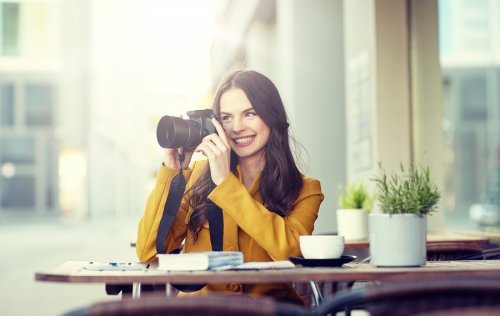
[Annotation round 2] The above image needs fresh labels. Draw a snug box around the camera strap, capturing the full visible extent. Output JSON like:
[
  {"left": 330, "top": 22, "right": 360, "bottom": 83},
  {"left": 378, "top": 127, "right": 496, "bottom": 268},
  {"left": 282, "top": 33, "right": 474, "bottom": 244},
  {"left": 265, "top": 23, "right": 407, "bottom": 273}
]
[
  {"left": 156, "top": 152, "right": 224, "bottom": 254},
  {"left": 206, "top": 181, "right": 223, "bottom": 251},
  {"left": 155, "top": 153, "right": 224, "bottom": 292},
  {"left": 155, "top": 153, "right": 187, "bottom": 254}
]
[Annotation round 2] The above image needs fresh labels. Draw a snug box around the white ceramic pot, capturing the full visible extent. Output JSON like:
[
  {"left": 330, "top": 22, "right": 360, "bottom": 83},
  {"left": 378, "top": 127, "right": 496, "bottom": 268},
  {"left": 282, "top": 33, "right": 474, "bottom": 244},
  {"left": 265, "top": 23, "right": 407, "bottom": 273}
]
[
  {"left": 369, "top": 213, "right": 427, "bottom": 267},
  {"left": 337, "top": 209, "right": 369, "bottom": 241}
]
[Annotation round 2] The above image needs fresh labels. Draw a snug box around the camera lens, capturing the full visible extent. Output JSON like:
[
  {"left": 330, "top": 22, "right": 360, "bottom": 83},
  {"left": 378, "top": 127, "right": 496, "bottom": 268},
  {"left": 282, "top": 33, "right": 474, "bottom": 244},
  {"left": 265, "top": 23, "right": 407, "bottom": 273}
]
[{"left": 156, "top": 115, "right": 203, "bottom": 149}]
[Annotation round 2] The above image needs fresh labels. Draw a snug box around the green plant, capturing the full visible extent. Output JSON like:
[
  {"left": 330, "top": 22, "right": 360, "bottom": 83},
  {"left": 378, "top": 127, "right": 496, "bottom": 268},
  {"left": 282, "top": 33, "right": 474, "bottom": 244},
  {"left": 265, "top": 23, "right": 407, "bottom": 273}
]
[
  {"left": 338, "top": 183, "right": 373, "bottom": 210},
  {"left": 371, "top": 162, "right": 441, "bottom": 216}
]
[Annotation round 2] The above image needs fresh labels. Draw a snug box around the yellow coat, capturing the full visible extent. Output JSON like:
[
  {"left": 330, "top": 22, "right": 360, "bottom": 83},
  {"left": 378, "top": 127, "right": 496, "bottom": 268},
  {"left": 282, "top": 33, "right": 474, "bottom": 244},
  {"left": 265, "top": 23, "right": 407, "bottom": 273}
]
[{"left": 136, "top": 160, "right": 324, "bottom": 303}]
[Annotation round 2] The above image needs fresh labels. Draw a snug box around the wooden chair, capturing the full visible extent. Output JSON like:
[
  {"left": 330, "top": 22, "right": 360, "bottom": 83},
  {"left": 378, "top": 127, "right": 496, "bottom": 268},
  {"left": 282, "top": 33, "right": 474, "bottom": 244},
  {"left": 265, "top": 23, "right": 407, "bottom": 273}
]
[
  {"left": 414, "top": 306, "right": 500, "bottom": 316},
  {"left": 426, "top": 240, "right": 486, "bottom": 261},
  {"left": 64, "top": 273, "right": 500, "bottom": 316},
  {"left": 311, "top": 276, "right": 500, "bottom": 316},
  {"left": 455, "top": 246, "right": 500, "bottom": 260},
  {"left": 63, "top": 294, "right": 310, "bottom": 316}
]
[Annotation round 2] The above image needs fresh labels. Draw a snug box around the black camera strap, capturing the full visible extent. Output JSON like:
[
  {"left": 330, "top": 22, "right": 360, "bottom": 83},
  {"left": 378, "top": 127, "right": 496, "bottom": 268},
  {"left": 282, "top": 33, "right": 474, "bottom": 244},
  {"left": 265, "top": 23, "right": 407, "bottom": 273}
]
[
  {"left": 156, "top": 152, "right": 224, "bottom": 254},
  {"left": 155, "top": 154, "right": 224, "bottom": 292},
  {"left": 206, "top": 181, "right": 224, "bottom": 251},
  {"left": 156, "top": 153, "right": 186, "bottom": 254}
]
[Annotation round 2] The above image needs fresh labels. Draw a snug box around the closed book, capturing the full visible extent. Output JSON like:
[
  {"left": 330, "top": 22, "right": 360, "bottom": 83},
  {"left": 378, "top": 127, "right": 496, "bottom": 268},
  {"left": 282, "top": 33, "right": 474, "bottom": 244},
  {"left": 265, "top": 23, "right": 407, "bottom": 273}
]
[{"left": 157, "top": 251, "right": 244, "bottom": 271}]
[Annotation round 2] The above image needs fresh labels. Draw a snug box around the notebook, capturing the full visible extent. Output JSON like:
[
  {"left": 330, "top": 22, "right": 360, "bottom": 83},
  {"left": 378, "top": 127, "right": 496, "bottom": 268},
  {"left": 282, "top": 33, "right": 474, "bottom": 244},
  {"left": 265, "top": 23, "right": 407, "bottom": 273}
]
[{"left": 156, "top": 251, "right": 244, "bottom": 271}]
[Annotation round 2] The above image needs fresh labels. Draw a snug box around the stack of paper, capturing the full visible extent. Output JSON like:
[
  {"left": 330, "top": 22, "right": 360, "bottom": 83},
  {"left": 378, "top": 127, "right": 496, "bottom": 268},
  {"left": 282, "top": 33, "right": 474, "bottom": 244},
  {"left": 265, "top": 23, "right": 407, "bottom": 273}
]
[{"left": 156, "top": 251, "right": 244, "bottom": 271}]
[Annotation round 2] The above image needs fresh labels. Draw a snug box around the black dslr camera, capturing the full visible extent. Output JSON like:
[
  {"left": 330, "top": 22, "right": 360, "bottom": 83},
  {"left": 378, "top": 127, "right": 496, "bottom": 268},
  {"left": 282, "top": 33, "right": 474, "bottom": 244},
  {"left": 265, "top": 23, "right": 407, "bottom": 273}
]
[{"left": 156, "top": 109, "right": 216, "bottom": 150}]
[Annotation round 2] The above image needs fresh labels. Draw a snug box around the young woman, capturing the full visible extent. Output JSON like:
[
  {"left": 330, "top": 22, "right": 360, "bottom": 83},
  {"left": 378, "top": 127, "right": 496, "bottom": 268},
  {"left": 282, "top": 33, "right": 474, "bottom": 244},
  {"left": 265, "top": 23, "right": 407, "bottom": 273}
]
[{"left": 136, "top": 70, "right": 324, "bottom": 304}]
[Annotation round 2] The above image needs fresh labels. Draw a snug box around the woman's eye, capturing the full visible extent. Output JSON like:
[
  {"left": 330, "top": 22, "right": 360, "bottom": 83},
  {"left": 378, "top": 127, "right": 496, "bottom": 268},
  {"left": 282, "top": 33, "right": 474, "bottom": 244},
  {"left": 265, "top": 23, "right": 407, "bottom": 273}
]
[
  {"left": 245, "top": 112, "right": 256, "bottom": 118},
  {"left": 220, "top": 115, "right": 232, "bottom": 121}
]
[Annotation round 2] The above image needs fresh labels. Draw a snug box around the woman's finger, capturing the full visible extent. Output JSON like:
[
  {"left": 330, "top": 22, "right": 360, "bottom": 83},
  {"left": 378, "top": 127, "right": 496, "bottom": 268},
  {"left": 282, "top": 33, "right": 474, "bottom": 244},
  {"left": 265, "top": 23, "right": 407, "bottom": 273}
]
[
  {"left": 195, "top": 142, "right": 218, "bottom": 158},
  {"left": 163, "top": 148, "right": 181, "bottom": 169},
  {"left": 203, "top": 134, "right": 227, "bottom": 150},
  {"left": 212, "top": 118, "right": 230, "bottom": 147}
]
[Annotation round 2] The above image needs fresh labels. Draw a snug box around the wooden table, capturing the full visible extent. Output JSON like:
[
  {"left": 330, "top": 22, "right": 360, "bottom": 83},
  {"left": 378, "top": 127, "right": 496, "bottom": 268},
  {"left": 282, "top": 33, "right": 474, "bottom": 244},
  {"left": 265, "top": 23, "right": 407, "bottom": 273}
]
[
  {"left": 35, "top": 259, "right": 500, "bottom": 304},
  {"left": 35, "top": 260, "right": 500, "bottom": 285}
]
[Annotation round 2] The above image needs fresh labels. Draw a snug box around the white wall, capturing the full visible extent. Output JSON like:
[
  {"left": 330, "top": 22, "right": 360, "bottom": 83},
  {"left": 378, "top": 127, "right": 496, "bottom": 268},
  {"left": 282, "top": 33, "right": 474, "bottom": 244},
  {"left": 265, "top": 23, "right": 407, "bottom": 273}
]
[
  {"left": 343, "top": 0, "right": 377, "bottom": 185},
  {"left": 410, "top": 0, "right": 445, "bottom": 230},
  {"left": 344, "top": 0, "right": 412, "bottom": 183},
  {"left": 344, "top": 0, "right": 444, "bottom": 231},
  {"left": 275, "top": 0, "right": 346, "bottom": 234}
]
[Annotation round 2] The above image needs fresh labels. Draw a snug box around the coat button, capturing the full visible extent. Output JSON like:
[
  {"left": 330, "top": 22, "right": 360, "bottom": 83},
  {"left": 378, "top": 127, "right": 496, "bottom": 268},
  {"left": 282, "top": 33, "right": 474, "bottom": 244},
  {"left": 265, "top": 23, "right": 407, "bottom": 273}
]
[{"left": 226, "top": 283, "right": 241, "bottom": 292}]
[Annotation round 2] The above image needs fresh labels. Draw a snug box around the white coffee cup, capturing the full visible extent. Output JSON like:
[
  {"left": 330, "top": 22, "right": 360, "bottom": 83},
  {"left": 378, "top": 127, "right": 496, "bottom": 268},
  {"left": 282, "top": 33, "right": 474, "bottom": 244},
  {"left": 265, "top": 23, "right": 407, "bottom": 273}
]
[{"left": 299, "top": 235, "right": 345, "bottom": 259}]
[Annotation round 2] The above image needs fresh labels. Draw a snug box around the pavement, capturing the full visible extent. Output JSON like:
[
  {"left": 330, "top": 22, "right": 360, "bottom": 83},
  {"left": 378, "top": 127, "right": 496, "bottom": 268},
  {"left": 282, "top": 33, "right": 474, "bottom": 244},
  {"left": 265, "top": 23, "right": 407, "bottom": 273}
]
[{"left": 0, "top": 215, "right": 140, "bottom": 316}]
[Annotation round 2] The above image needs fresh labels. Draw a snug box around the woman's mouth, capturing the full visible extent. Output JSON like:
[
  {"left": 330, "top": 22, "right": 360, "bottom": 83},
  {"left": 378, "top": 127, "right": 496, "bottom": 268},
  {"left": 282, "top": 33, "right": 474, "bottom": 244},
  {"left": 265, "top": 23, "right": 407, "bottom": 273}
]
[{"left": 233, "top": 136, "right": 256, "bottom": 147}]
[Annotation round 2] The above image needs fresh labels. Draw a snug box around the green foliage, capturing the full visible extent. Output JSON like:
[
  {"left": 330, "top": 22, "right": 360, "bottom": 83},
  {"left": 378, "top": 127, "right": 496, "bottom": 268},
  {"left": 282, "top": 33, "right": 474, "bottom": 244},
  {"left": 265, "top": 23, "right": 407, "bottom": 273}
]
[
  {"left": 338, "top": 183, "right": 373, "bottom": 211},
  {"left": 371, "top": 162, "right": 441, "bottom": 216}
]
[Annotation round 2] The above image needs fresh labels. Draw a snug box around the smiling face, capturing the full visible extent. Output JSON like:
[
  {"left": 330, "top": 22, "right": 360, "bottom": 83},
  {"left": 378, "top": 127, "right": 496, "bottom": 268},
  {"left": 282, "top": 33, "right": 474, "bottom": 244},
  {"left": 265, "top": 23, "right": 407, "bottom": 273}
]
[{"left": 219, "top": 88, "right": 271, "bottom": 163}]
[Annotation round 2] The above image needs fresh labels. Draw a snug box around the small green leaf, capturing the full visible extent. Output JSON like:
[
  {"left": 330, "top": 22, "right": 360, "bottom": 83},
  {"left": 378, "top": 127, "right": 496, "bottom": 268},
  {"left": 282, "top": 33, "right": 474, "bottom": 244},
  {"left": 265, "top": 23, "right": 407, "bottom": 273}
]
[
  {"left": 338, "top": 183, "right": 373, "bottom": 211},
  {"left": 371, "top": 162, "right": 441, "bottom": 216}
]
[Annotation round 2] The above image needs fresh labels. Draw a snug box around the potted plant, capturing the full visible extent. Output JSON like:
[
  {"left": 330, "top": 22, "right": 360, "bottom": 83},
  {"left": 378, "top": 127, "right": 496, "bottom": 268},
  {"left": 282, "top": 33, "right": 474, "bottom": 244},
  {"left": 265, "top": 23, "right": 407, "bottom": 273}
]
[
  {"left": 369, "top": 162, "right": 441, "bottom": 267},
  {"left": 337, "top": 184, "right": 373, "bottom": 241}
]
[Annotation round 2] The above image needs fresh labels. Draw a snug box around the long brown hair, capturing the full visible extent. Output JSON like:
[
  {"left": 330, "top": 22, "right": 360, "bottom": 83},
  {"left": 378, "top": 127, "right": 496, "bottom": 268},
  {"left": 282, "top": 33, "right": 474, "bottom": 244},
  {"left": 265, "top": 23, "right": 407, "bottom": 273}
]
[{"left": 187, "top": 70, "right": 303, "bottom": 240}]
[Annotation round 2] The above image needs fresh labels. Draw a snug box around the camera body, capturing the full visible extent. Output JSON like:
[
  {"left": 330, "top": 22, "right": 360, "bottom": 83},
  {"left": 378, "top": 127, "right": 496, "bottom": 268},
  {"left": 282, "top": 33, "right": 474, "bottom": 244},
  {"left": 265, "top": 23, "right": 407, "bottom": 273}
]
[{"left": 156, "top": 109, "right": 216, "bottom": 150}]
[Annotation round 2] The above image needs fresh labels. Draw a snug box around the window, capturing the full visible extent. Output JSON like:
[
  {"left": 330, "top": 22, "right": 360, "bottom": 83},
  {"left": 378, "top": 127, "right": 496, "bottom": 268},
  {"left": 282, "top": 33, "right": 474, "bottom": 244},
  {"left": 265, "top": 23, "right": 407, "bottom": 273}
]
[
  {"left": 0, "top": 83, "right": 14, "bottom": 126},
  {"left": 1, "top": 2, "right": 20, "bottom": 56},
  {"left": 460, "top": 74, "right": 487, "bottom": 121},
  {"left": 25, "top": 83, "right": 53, "bottom": 126},
  {"left": 439, "top": 0, "right": 500, "bottom": 229},
  {"left": 0, "top": 135, "right": 35, "bottom": 164},
  {"left": 1, "top": 176, "right": 35, "bottom": 208}
]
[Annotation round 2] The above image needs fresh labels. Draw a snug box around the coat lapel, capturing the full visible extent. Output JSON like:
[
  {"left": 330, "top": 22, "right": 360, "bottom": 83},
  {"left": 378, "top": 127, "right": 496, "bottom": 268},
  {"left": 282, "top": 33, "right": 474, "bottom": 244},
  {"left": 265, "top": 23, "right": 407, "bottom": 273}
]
[{"left": 222, "top": 166, "right": 261, "bottom": 251}]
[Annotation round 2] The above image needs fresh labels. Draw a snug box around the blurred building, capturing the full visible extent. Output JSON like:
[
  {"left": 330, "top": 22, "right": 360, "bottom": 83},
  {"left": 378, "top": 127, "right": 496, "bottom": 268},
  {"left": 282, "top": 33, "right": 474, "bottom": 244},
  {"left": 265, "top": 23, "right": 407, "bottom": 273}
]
[
  {"left": 0, "top": 0, "right": 199, "bottom": 219},
  {"left": 0, "top": 1, "right": 61, "bottom": 216}
]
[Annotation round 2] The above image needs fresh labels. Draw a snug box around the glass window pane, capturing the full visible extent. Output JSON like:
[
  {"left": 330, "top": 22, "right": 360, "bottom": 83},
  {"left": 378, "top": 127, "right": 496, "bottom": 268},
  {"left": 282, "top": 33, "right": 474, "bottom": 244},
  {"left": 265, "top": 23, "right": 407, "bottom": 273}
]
[
  {"left": 439, "top": 0, "right": 500, "bottom": 229},
  {"left": 460, "top": 75, "right": 487, "bottom": 121},
  {"left": 0, "top": 83, "right": 14, "bottom": 126},
  {"left": 25, "top": 83, "right": 53, "bottom": 126},
  {"left": 1, "top": 3, "right": 20, "bottom": 56},
  {"left": 0, "top": 176, "right": 35, "bottom": 208},
  {"left": 0, "top": 136, "right": 35, "bottom": 164}
]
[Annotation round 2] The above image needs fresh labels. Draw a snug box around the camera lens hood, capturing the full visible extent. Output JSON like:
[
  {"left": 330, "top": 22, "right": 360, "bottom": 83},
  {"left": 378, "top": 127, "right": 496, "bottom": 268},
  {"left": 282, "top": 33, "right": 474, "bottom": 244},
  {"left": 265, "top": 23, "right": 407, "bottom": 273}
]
[{"left": 156, "top": 115, "right": 191, "bottom": 148}]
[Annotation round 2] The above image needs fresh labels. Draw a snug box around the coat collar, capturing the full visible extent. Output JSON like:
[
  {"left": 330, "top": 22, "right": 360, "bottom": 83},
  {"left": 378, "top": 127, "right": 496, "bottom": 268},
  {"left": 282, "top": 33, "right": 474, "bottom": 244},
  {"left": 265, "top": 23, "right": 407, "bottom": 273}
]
[{"left": 235, "top": 164, "right": 261, "bottom": 197}]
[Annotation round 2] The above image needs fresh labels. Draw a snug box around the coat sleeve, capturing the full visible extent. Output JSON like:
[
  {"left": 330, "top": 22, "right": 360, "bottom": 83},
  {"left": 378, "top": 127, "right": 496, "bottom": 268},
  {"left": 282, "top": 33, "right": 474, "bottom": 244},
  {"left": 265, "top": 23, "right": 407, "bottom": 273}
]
[
  {"left": 207, "top": 173, "right": 324, "bottom": 261},
  {"left": 135, "top": 163, "right": 193, "bottom": 262}
]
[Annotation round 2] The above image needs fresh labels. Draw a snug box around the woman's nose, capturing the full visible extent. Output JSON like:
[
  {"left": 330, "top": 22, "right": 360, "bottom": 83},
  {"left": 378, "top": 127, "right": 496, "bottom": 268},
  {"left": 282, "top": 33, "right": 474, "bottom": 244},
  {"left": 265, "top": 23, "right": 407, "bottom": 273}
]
[{"left": 231, "top": 118, "right": 245, "bottom": 132}]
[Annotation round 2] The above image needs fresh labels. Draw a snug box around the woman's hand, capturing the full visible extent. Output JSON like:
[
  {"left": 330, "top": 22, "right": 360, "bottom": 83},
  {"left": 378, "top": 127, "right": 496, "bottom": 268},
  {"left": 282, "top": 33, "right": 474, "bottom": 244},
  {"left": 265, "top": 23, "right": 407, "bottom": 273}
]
[
  {"left": 163, "top": 148, "right": 193, "bottom": 170},
  {"left": 195, "top": 118, "right": 231, "bottom": 185}
]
